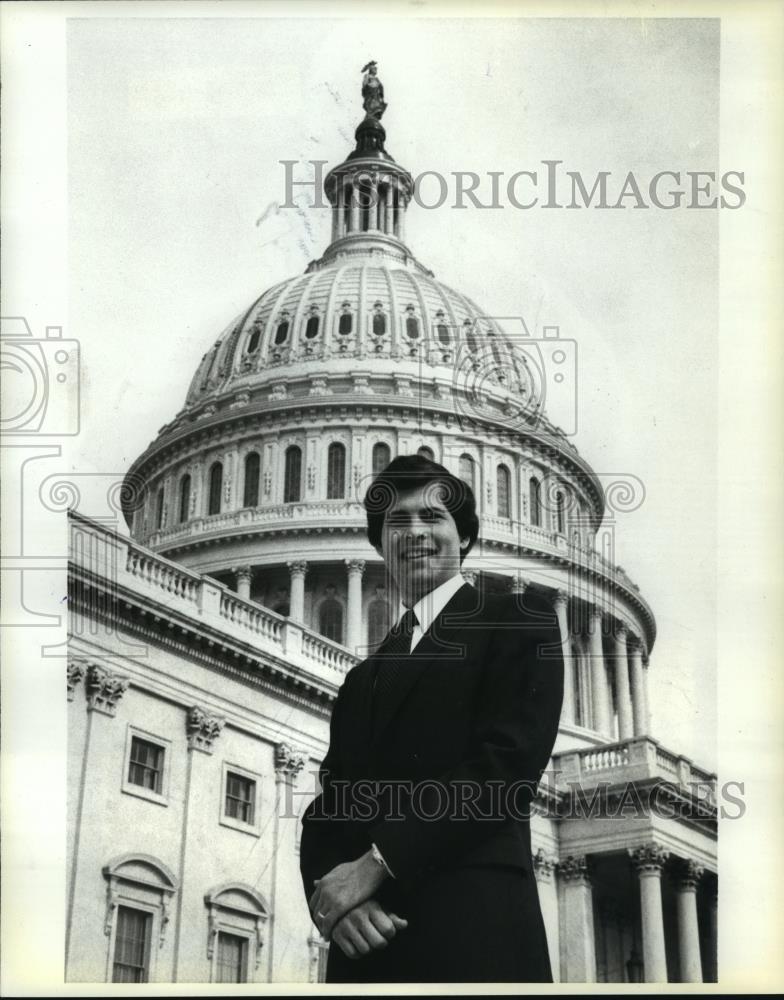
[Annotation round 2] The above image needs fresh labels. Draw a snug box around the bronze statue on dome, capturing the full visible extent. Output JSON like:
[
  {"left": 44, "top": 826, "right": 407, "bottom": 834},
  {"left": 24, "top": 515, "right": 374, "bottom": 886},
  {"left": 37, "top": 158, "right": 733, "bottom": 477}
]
[{"left": 361, "top": 61, "right": 387, "bottom": 120}]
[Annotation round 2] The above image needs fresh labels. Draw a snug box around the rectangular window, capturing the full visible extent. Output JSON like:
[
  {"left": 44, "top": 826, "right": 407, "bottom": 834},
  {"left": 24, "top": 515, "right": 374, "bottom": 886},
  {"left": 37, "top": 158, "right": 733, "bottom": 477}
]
[
  {"left": 215, "top": 931, "right": 248, "bottom": 983},
  {"left": 128, "top": 737, "right": 164, "bottom": 794},
  {"left": 225, "top": 771, "right": 256, "bottom": 825},
  {"left": 112, "top": 905, "right": 151, "bottom": 983}
]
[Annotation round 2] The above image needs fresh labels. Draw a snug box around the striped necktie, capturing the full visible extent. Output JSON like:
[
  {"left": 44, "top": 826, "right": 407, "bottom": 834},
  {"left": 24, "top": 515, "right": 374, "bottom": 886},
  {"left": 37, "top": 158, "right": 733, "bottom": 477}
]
[{"left": 372, "top": 608, "right": 418, "bottom": 707}]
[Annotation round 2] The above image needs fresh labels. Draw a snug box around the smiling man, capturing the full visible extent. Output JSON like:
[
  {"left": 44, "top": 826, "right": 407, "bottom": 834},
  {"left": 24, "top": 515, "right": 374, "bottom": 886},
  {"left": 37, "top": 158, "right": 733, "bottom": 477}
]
[{"left": 299, "top": 454, "right": 564, "bottom": 983}]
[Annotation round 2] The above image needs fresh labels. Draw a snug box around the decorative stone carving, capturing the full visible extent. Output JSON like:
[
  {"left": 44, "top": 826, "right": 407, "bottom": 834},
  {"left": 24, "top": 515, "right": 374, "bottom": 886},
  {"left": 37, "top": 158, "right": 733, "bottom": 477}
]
[
  {"left": 558, "top": 854, "right": 591, "bottom": 885},
  {"left": 461, "top": 570, "right": 478, "bottom": 587},
  {"left": 553, "top": 589, "right": 569, "bottom": 611},
  {"left": 532, "top": 848, "right": 557, "bottom": 882},
  {"left": 270, "top": 383, "right": 287, "bottom": 400},
  {"left": 628, "top": 843, "right": 670, "bottom": 873},
  {"left": 186, "top": 706, "right": 225, "bottom": 753},
  {"left": 275, "top": 742, "right": 306, "bottom": 778},
  {"left": 288, "top": 561, "right": 308, "bottom": 578},
  {"left": 507, "top": 572, "right": 530, "bottom": 594},
  {"left": 85, "top": 664, "right": 129, "bottom": 716},
  {"left": 676, "top": 858, "right": 705, "bottom": 890},
  {"left": 345, "top": 559, "right": 366, "bottom": 576},
  {"left": 67, "top": 657, "right": 87, "bottom": 701}
]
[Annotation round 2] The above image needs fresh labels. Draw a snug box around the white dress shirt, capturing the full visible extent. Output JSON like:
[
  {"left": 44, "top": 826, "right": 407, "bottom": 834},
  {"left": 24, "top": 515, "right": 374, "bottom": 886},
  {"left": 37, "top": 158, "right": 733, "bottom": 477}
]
[{"left": 396, "top": 572, "right": 467, "bottom": 653}]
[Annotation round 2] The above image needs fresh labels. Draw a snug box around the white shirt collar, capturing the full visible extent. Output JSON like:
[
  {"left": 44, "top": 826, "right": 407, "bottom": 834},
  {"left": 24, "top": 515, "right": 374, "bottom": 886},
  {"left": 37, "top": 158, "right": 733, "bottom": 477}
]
[{"left": 397, "top": 573, "right": 467, "bottom": 637}]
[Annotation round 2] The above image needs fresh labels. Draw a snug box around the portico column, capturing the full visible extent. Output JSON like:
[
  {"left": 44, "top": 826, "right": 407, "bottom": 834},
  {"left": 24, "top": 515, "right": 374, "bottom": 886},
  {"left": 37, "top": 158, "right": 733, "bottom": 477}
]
[
  {"left": 588, "top": 608, "right": 611, "bottom": 736},
  {"left": 384, "top": 184, "right": 394, "bottom": 235},
  {"left": 554, "top": 591, "right": 576, "bottom": 725},
  {"left": 629, "top": 637, "right": 649, "bottom": 735},
  {"left": 675, "top": 860, "right": 705, "bottom": 982},
  {"left": 705, "top": 885, "right": 718, "bottom": 982},
  {"left": 612, "top": 623, "right": 634, "bottom": 740},
  {"left": 629, "top": 844, "right": 670, "bottom": 983},
  {"left": 345, "top": 559, "right": 365, "bottom": 654},
  {"left": 287, "top": 561, "right": 308, "bottom": 624},
  {"left": 235, "top": 565, "right": 252, "bottom": 601},
  {"left": 559, "top": 855, "right": 596, "bottom": 982}
]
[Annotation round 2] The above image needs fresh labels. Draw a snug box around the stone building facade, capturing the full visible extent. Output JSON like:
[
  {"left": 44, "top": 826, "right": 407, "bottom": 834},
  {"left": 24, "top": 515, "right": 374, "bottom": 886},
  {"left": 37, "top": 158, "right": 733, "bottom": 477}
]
[{"left": 66, "top": 73, "right": 717, "bottom": 984}]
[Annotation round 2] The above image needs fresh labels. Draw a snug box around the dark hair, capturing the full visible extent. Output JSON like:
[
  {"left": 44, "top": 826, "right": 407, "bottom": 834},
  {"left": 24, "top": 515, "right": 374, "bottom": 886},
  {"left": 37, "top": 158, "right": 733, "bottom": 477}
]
[{"left": 363, "top": 454, "right": 479, "bottom": 562}]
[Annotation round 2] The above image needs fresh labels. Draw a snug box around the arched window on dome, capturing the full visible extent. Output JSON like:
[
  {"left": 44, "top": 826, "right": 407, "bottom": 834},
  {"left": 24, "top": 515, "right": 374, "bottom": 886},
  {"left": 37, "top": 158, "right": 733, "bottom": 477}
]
[
  {"left": 459, "top": 454, "right": 476, "bottom": 494},
  {"left": 327, "top": 443, "right": 346, "bottom": 500},
  {"left": 178, "top": 474, "right": 191, "bottom": 524},
  {"left": 372, "top": 442, "right": 391, "bottom": 475},
  {"left": 372, "top": 310, "right": 387, "bottom": 337},
  {"left": 555, "top": 489, "right": 566, "bottom": 535},
  {"left": 435, "top": 310, "right": 450, "bottom": 346},
  {"left": 496, "top": 464, "right": 511, "bottom": 519},
  {"left": 305, "top": 314, "right": 320, "bottom": 339},
  {"left": 405, "top": 307, "right": 420, "bottom": 339},
  {"left": 155, "top": 487, "right": 165, "bottom": 531},
  {"left": 274, "top": 318, "right": 289, "bottom": 345},
  {"left": 338, "top": 309, "right": 353, "bottom": 336},
  {"left": 284, "top": 446, "right": 302, "bottom": 503},
  {"left": 368, "top": 598, "right": 391, "bottom": 649},
  {"left": 319, "top": 598, "right": 344, "bottom": 645},
  {"left": 417, "top": 446, "right": 434, "bottom": 462},
  {"left": 463, "top": 318, "right": 478, "bottom": 353},
  {"left": 208, "top": 462, "right": 223, "bottom": 516},
  {"left": 246, "top": 328, "right": 261, "bottom": 354},
  {"left": 529, "top": 476, "right": 542, "bottom": 528},
  {"left": 243, "top": 452, "right": 260, "bottom": 508}
]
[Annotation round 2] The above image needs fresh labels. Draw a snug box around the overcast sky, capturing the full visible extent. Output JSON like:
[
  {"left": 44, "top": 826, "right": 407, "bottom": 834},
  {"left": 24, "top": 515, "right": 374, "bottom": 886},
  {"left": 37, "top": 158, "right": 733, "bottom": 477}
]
[{"left": 66, "top": 16, "right": 719, "bottom": 769}]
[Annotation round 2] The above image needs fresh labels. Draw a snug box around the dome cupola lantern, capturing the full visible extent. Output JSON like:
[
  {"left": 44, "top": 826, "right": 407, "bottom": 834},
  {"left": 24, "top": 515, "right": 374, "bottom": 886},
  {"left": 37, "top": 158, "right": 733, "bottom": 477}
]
[{"left": 320, "top": 62, "right": 415, "bottom": 268}]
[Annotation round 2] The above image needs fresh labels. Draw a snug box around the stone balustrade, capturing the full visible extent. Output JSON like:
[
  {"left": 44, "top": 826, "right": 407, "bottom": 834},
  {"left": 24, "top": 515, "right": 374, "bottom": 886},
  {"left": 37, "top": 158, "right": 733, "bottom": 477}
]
[
  {"left": 554, "top": 737, "right": 717, "bottom": 804},
  {"left": 69, "top": 511, "right": 360, "bottom": 687}
]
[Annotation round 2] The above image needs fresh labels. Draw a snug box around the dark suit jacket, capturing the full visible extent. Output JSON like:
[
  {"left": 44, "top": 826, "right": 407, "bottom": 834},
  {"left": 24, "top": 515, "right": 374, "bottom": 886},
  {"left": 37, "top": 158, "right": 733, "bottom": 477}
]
[{"left": 299, "top": 582, "right": 564, "bottom": 983}]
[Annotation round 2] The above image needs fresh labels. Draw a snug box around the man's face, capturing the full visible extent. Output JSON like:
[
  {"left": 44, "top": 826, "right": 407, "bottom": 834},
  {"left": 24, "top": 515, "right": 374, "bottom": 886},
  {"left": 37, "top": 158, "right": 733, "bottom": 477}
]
[{"left": 376, "top": 482, "right": 470, "bottom": 607}]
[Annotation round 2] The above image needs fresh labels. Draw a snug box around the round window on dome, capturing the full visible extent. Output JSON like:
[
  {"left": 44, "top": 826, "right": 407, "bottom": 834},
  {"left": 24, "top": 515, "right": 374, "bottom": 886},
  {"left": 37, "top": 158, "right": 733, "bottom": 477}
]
[
  {"left": 305, "top": 315, "right": 320, "bottom": 339},
  {"left": 274, "top": 320, "right": 290, "bottom": 345},
  {"left": 246, "top": 328, "right": 261, "bottom": 354},
  {"left": 339, "top": 312, "right": 353, "bottom": 336}
]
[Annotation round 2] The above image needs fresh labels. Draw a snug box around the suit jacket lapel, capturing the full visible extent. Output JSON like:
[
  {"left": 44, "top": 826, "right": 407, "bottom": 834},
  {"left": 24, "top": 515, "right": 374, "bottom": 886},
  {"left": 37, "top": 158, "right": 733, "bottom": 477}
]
[{"left": 371, "top": 583, "right": 479, "bottom": 745}]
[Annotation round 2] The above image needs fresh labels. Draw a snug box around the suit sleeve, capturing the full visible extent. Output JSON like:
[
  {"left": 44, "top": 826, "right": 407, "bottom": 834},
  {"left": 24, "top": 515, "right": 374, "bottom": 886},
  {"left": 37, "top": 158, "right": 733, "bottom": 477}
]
[
  {"left": 370, "top": 590, "right": 564, "bottom": 880},
  {"left": 299, "top": 672, "right": 353, "bottom": 899}
]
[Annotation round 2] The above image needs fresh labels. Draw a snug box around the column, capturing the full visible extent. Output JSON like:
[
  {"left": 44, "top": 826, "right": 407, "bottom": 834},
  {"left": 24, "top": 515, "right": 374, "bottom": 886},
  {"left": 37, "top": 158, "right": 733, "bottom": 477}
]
[
  {"left": 629, "top": 637, "right": 649, "bottom": 735},
  {"left": 533, "top": 850, "right": 560, "bottom": 982},
  {"left": 269, "top": 743, "right": 306, "bottom": 980},
  {"left": 629, "top": 845, "right": 670, "bottom": 982},
  {"left": 554, "top": 591, "right": 575, "bottom": 725},
  {"left": 559, "top": 855, "right": 597, "bottom": 982},
  {"left": 675, "top": 860, "right": 704, "bottom": 982},
  {"left": 235, "top": 565, "right": 252, "bottom": 601},
  {"left": 705, "top": 883, "right": 717, "bottom": 982},
  {"left": 368, "top": 178, "right": 379, "bottom": 231},
  {"left": 287, "top": 561, "right": 307, "bottom": 623},
  {"left": 384, "top": 184, "right": 394, "bottom": 235},
  {"left": 349, "top": 182, "right": 360, "bottom": 234},
  {"left": 345, "top": 559, "right": 365, "bottom": 654},
  {"left": 461, "top": 569, "right": 478, "bottom": 588},
  {"left": 612, "top": 623, "right": 634, "bottom": 740},
  {"left": 396, "top": 185, "right": 405, "bottom": 242},
  {"left": 588, "top": 608, "right": 611, "bottom": 736}
]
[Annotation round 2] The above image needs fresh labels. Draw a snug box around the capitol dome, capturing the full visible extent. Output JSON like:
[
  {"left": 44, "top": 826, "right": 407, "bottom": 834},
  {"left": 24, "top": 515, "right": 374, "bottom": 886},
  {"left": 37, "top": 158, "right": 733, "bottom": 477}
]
[{"left": 124, "top": 85, "right": 655, "bottom": 745}]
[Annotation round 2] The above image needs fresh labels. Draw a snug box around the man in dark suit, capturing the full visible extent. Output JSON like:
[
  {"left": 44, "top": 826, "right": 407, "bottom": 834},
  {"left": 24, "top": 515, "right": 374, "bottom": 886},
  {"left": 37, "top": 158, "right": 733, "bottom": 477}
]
[{"left": 300, "top": 454, "right": 564, "bottom": 983}]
